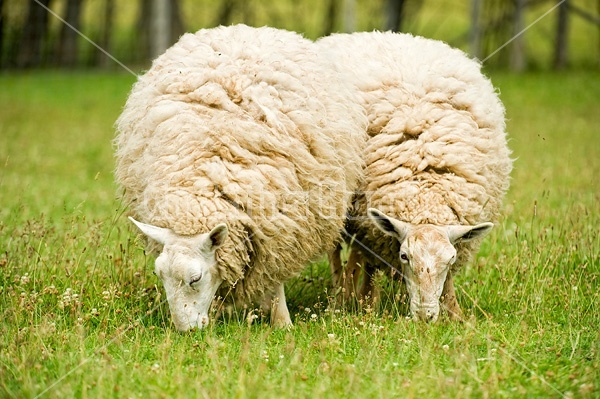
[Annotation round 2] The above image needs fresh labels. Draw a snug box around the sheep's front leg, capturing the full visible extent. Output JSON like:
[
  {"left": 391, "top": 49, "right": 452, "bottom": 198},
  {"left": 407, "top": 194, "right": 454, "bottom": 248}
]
[
  {"left": 359, "top": 262, "right": 376, "bottom": 300},
  {"left": 328, "top": 243, "right": 343, "bottom": 292},
  {"left": 270, "top": 283, "right": 292, "bottom": 328},
  {"left": 441, "top": 271, "right": 464, "bottom": 321},
  {"left": 344, "top": 245, "right": 363, "bottom": 300}
]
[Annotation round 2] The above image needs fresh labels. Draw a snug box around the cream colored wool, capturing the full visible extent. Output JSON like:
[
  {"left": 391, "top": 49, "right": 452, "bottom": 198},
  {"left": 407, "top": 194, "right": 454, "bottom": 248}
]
[
  {"left": 115, "top": 25, "right": 367, "bottom": 303},
  {"left": 317, "top": 31, "right": 512, "bottom": 279}
]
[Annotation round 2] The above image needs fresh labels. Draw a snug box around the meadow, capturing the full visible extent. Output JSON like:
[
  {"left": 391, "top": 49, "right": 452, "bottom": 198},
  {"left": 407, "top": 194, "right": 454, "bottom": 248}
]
[{"left": 0, "top": 68, "right": 598, "bottom": 398}]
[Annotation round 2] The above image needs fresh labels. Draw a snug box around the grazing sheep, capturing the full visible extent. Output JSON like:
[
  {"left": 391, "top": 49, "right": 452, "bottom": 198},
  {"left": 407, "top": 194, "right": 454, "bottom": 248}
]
[
  {"left": 115, "top": 24, "right": 366, "bottom": 331},
  {"left": 318, "top": 31, "right": 512, "bottom": 322}
]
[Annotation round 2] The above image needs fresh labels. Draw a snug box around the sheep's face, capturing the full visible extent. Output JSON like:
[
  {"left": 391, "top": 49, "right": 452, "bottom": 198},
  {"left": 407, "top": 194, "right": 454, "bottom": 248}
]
[
  {"left": 129, "top": 217, "right": 227, "bottom": 332},
  {"left": 367, "top": 208, "right": 493, "bottom": 323}
]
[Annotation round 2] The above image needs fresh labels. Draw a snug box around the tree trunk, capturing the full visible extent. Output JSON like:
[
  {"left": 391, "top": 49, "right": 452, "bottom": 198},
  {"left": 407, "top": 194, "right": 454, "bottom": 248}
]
[
  {"left": 136, "top": 0, "right": 151, "bottom": 63},
  {"left": 171, "top": 0, "right": 184, "bottom": 42},
  {"left": 16, "top": 0, "right": 52, "bottom": 68},
  {"left": 0, "top": 0, "right": 4, "bottom": 67},
  {"left": 98, "top": 0, "right": 114, "bottom": 68},
  {"left": 343, "top": 0, "right": 355, "bottom": 33},
  {"left": 56, "top": 0, "right": 83, "bottom": 67},
  {"left": 216, "top": 0, "right": 237, "bottom": 26},
  {"left": 553, "top": 0, "right": 569, "bottom": 70},
  {"left": 510, "top": 0, "right": 525, "bottom": 72},
  {"left": 322, "top": 0, "right": 339, "bottom": 36},
  {"left": 385, "top": 0, "right": 405, "bottom": 32},
  {"left": 150, "top": 0, "right": 170, "bottom": 60},
  {"left": 469, "top": 0, "right": 482, "bottom": 58}
]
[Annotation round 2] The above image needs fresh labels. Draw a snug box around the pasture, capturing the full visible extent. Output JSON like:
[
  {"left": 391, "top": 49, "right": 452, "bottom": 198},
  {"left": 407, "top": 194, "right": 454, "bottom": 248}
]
[{"left": 0, "top": 70, "right": 598, "bottom": 398}]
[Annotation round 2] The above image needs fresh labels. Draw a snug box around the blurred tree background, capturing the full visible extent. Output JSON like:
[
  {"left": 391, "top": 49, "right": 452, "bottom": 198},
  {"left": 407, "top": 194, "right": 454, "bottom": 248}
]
[{"left": 1, "top": 0, "right": 599, "bottom": 71}]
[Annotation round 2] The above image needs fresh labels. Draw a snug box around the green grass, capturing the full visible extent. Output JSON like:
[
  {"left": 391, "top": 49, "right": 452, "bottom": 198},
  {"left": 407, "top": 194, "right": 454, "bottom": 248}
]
[{"left": 0, "top": 70, "right": 599, "bottom": 398}]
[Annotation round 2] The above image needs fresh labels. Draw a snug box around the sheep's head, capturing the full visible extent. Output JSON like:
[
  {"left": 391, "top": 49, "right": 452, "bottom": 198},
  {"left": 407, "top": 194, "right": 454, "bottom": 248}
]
[
  {"left": 367, "top": 208, "right": 493, "bottom": 323},
  {"left": 129, "top": 217, "right": 228, "bottom": 332}
]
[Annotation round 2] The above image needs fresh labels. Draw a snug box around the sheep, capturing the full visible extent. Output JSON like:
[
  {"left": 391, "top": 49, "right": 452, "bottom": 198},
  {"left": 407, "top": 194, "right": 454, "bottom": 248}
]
[
  {"left": 318, "top": 31, "right": 512, "bottom": 322},
  {"left": 115, "top": 24, "right": 367, "bottom": 331}
]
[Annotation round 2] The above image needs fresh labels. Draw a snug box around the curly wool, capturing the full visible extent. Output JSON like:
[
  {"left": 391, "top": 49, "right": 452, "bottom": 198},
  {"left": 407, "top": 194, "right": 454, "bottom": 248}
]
[
  {"left": 317, "top": 31, "right": 512, "bottom": 270},
  {"left": 115, "top": 25, "right": 367, "bottom": 302}
]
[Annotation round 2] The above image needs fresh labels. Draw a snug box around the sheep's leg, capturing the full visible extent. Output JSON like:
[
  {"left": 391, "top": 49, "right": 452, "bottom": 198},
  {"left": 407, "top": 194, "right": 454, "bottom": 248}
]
[
  {"left": 270, "top": 283, "right": 292, "bottom": 328},
  {"left": 344, "top": 245, "right": 363, "bottom": 301},
  {"left": 441, "top": 271, "right": 464, "bottom": 321},
  {"left": 328, "top": 242, "right": 343, "bottom": 292},
  {"left": 359, "top": 262, "right": 376, "bottom": 300}
]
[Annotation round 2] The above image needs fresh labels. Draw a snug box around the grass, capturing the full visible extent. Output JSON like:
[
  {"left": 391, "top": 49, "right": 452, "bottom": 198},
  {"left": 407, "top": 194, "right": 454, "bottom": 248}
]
[{"left": 0, "top": 69, "right": 599, "bottom": 398}]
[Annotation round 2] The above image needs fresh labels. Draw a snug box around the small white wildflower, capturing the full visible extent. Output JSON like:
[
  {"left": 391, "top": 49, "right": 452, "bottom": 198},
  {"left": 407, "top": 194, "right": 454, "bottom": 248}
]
[
  {"left": 311, "top": 314, "right": 318, "bottom": 320},
  {"left": 20, "top": 274, "right": 30, "bottom": 285},
  {"left": 327, "top": 333, "right": 335, "bottom": 339},
  {"left": 442, "top": 344, "right": 449, "bottom": 351},
  {"left": 279, "top": 355, "right": 284, "bottom": 359},
  {"left": 572, "top": 286, "right": 578, "bottom": 291},
  {"left": 304, "top": 307, "right": 311, "bottom": 313}
]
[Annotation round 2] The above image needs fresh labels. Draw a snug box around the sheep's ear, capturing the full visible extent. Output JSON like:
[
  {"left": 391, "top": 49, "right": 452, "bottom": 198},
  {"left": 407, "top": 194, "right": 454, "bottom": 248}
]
[
  {"left": 206, "top": 223, "right": 228, "bottom": 250},
  {"left": 367, "top": 208, "right": 409, "bottom": 243},
  {"left": 129, "top": 217, "right": 173, "bottom": 245},
  {"left": 447, "top": 222, "right": 494, "bottom": 244}
]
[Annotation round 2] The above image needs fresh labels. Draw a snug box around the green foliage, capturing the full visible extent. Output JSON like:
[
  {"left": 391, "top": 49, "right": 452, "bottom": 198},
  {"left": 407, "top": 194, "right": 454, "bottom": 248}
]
[{"left": 0, "top": 71, "right": 598, "bottom": 398}]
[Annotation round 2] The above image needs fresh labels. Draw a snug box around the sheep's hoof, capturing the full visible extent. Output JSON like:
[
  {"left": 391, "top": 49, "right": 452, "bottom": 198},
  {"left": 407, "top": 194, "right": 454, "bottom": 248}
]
[
  {"left": 445, "top": 308, "right": 465, "bottom": 323},
  {"left": 272, "top": 317, "right": 293, "bottom": 330}
]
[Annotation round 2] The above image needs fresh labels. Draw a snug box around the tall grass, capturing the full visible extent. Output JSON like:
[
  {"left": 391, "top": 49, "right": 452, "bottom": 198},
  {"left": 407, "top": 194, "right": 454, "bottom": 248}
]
[{"left": 0, "top": 71, "right": 598, "bottom": 398}]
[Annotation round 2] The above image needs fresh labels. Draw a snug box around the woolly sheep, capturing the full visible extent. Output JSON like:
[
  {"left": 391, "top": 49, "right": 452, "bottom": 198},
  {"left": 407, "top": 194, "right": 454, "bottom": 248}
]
[
  {"left": 115, "top": 24, "right": 366, "bottom": 331},
  {"left": 318, "top": 31, "right": 512, "bottom": 322}
]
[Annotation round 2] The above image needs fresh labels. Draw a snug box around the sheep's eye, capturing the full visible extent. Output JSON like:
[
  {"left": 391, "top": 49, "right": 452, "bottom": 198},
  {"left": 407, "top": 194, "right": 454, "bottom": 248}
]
[
  {"left": 189, "top": 274, "right": 202, "bottom": 287},
  {"left": 400, "top": 253, "right": 409, "bottom": 262}
]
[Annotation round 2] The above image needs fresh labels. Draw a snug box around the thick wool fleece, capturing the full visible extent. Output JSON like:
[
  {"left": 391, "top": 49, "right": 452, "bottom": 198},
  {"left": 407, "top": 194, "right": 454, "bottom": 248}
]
[
  {"left": 317, "top": 31, "right": 512, "bottom": 271},
  {"left": 115, "top": 25, "right": 367, "bottom": 302}
]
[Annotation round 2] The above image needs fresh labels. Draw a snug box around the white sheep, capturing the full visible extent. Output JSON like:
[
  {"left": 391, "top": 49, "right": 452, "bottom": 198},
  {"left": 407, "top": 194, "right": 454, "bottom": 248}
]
[
  {"left": 318, "top": 31, "right": 512, "bottom": 322},
  {"left": 115, "top": 24, "right": 366, "bottom": 331}
]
